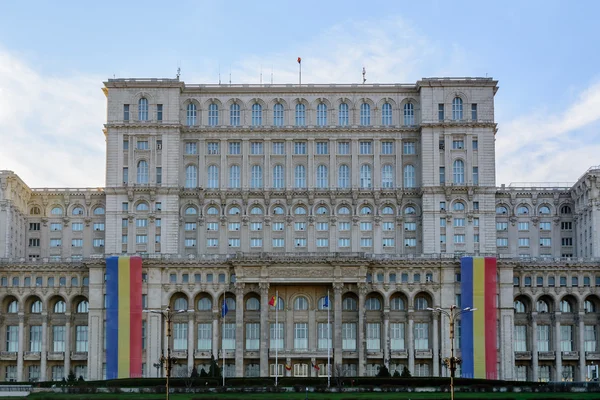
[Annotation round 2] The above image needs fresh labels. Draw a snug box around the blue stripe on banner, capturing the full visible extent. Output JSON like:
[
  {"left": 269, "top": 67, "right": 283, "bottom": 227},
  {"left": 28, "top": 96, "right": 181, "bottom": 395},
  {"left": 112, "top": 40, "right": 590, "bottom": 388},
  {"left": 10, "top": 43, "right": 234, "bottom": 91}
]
[
  {"left": 460, "top": 256, "right": 474, "bottom": 379},
  {"left": 105, "top": 256, "right": 119, "bottom": 380}
]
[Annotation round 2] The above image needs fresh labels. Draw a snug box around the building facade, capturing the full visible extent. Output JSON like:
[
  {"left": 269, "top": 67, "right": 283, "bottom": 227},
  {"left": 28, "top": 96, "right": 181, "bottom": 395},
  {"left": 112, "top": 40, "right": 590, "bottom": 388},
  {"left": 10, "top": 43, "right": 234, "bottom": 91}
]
[{"left": 0, "top": 77, "right": 599, "bottom": 383}]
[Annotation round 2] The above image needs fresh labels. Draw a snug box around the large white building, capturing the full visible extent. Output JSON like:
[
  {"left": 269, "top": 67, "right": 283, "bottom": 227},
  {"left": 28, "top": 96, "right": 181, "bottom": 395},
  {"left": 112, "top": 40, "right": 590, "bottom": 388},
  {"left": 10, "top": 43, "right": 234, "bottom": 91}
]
[{"left": 0, "top": 77, "right": 599, "bottom": 383}]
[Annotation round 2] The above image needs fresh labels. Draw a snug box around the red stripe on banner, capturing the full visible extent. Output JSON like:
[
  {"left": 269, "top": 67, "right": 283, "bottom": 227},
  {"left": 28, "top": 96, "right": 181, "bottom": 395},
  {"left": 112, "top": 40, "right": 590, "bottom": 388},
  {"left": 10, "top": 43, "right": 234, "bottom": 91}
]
[
  {"left": 129, "top": 256, "right": 143, "bottom": 377},
  {"left": 484, "top": 257, "right": 498, "bottom": 379}
]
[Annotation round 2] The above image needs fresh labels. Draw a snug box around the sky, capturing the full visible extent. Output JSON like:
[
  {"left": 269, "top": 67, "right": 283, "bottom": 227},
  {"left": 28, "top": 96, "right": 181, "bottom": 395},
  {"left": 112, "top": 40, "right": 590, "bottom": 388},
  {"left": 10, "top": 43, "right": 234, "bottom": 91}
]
[{"left": 1, "top": 0, "right": 599, "bottom": 188}]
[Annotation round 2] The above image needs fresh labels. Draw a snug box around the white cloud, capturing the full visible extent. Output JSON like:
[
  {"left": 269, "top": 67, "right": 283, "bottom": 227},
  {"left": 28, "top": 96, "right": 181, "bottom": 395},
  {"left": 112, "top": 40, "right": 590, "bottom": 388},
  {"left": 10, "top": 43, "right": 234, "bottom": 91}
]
[
  {"left": 496, "top": 80, "right": 600, "bottom": 185},
  {"left": 0, "top": 48, "right": 106, "bottom": 188}
]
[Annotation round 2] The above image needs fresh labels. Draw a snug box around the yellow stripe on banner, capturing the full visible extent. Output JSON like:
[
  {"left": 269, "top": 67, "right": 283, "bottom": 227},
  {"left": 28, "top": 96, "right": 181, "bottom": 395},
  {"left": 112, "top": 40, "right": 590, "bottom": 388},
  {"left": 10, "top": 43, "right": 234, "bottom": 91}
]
[
  {"left": 118, "top": 256, "right": 131, "bottom": 378},
  {"left": 472, "top": 257, "right": 486, "bottom": 379}
]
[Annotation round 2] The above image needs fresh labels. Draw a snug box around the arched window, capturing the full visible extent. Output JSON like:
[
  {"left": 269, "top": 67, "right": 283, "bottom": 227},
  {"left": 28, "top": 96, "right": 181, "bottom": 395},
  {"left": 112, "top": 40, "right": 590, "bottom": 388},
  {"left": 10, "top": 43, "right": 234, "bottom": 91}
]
[
  {"left": 185, "top": 206, "right": 197, "bottom": 215},
  {"left": 30, "top": 206, "right": 41, "bottom": 215},
  {"left": 294, "top": 206, "right": 307, "bottom": 215},
  {"left": 452, "top": 97, "right": 463, "bottom": 120},
  {"left": 584, "top": 300, "right": 596, "bottom": 313},
  {"left": 343, "top": 297, "right": 357, "bottom": 311},
  {"left": 294, "top": 165, "right": 306, "bottom": 188},
  {"left": 338, "top": 206, "right": 351, "bottom": 215},
  {"left": 382, "top": 102, "right": 393, "bottom": 125},
  {"left": 561, "top": 205, "right": 572, "bottom": 214},
  {"left": 208, "top": 103, "right": 219, "bottom": 126},
  {"left": 517, "top": 206, "right": 529, "bottom": 215},
  {"left": 206, "top": 206, "right": 219, "bottom": 215},
  {"left": 54, "top": 300, "right": 66, "bottom": 313},
  {"left": 405, "top": 206, "right": 416, "bottom": 215},
  {"left": 391, "top": 297, "right": 405, "bottom": 310},
  {"left": 185, "top": 165, "right": 197, "bottom": 188},
  {"left": 246, "top": 297, "right": 260, "bottom": 311},
  {"left": 560, "top": 300, "right": 572, "bottom": 313},
  {"left": 365, "top": 297, "right": 381, "bottom": 311},
  {"left": 251, "top": 165, "right": 263, "bottom": 188},
  {"left": 272, "top": 165, "right": 284, "bottom": 188},
  {"left": 7, "top": 300, "right": 18, "bottom": 313},
  {"left": 137, "top": 160, "right": 149, "bottom": 184},
  {"left": 229, "top": 165, "right": 240, "bottom": 189},
  {"left": 273, "top": 103, "right": 284, "bottom": 126},
  {"left": 361, "top": 206, "right": 372, "bottom": 215},
  {"left": 539, "top": 206, "right": 551, "bottom": 215},
  {"left": 273, "top": 206, "right": 284, "bottom": 215},
  {"left": 251, "top": 103, "right": 262, "bottom": 126},
  {"left": 381, "top": 164, "right": 394, "bottom": 188},
  {"left": 138, "top": 97, "right": 148, "bottom": 121},
  {"left": 338, "top": 102, "right": 349, "bottom": 126},
  {"left": 536, "top": 300, "right": 549, "bottom": 313},
  {"left": 453, "top": 159, "right": 465, "bottom": 184},
  {"left": 51, "top": 206, "right": 63, "bottom": 216},
  {"left": 360, "top": 164, "right": 372, "bottom": 189},
  {"left": 186, "top": 103, "right": 197, "bottom": 126},
  {"left": 173, "top": 297, "right": 188, "bottom": 310},
  {"left": 316, "top": 206, "right": 328, "bottom": 215},
  {"left": 77, "top": 300, "right": 89, "bottom": 313},
  {"left": 250, "top": 206, "right": 263, "bottom": 215},
  {"left": 224, "top": 297, "right": 236, "bottom": 311},
  {"left": 316, "top": 103, "right": 327, "bottom": 126},
  {"left": 403, "top": 165, "right": 415, "bottom": 188},
  {"left": 317, "top": 296, "right": 330, "bottom": 310},
  {"left": 403, "top": 103, "right": 414, "bottom": 125},
  {"left": 414, "top": 296, "right": 429, "bottom": 310},
  {"left": 136, "top": 202, "right": 149, "bottom": 211},
  {"left": 496, "top": 206, "right": 508, "bottom": 215},
  {"left": 198, "top": 297, "right": 212, "bottom": 311},
  {"left": 31, "top": 300, "right": 42, "bottom": 313},
  {"left": 453, "top": 202, "right": 465, "bottom": 211},
  {"left": 360, "top": 103, "right": 371, "bottom": 126},
  {"left": 316, "top": 165, "right": 328, "bottom": 188},
  {"left": 229, "top": 103, "right": 241, "bottom": 126},
  {"left": 294, "top": 296, "right": 308, "bottom": 310},
  {"left": 229, "top": 206, "right": 241, "bottom": 215},
  {"left": 382, "top": 206, "right": 394, "bottom": 215},
  {"left": 514, "top": 300, "right": 526, "bottom": 313},
  {"left": 338, "top": 164, "right": 350, "bottom": 188},
  {"left": 295, "top": 103, "right": 306, "bottom": 126},
  {"left": 72, "top": 207, "right": 84, "bottom": 216}
]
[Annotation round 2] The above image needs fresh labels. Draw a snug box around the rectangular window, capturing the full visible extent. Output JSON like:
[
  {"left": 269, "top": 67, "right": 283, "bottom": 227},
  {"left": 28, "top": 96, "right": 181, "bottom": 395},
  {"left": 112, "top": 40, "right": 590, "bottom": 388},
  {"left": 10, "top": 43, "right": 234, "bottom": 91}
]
[
  {"left": 134, "top": 236, "right": 146, "bottom": 244},
  {"left": 185, "top": 142, "right": 197, "bottom": 155},
  {"left": 50, "top": 223, "right": 62, "bottom": 231},
  {"left": 93, "top": 222, "right": 105, "bottom": 231},
  {"left": 454, "top": 218, "right": 465, "bottom": 227},
  {"left": 366, "top": 323, "right": 381, "bottom": 350},
  {"left": 439, "top": 167, "right": 445, "bottom": 184},
  {"left": 123, "top": 104, "right": 130, "bottom": 121},
  {"left": 53, "top": 326, "right": 65, "bottom": 352},
  {"left": 294, "top": 323, "right": 308, "bottom": 349},
  {"left": 390, "top": 323, "right": 405, "bottom": 350},
  {"left": 440, "top": 234, "right": 446, "bottom": 244},
  {"left": 472, "top": 139, "right": 478, "bottom": 150},
  {"left": 250, "top": 222, "right": 262, "bottom": 231},
  {"left": 360, "top": 238, "right": 373, "bottom": 247},
  {"left": 269, "top": 322, "right": 284, "bottom": 349},
  {"left": 539, "top": 222, "right": 551, "bottom": 231},
  {"left": 272, "top": 222, "right": 284, "bottom": 231},
  {"left": 29, "top": 326, "right": 42, "bottom": 352},
  {"left": 229, "top": 141, "right": 241, "bottom": 155},
  {"left": 342, "top": 323, "right": 356, "bottom": 350},
  {"left": 250, "top": 142, "right": 263, "bottom": 155},
  {"left": 316, "top": 141, "right": 329, "bottom": 154},
  {"left": 404, "top": 238, "right": 417, "bottom": 247},
  {"left": 155, "top": 167, "right": 162, "bottom": 185},
  {"left": 228, "top": 238, "right": 240, "bottom": 247},
  {"left": 383, "top": 222, "right": 394, "bottom": 231},
  {"left": 76, "top": 326, "right": 88, "bottom": 352},
  {"left": 206, "top": 141, "right": 219, "bottom": 155},
  {"left": 472, "top": 167, "right": 479, "bottom": 185},
  {"left": 471, "top": 104, "right": 478, "bottom": 120},
  {"left": 440, "top": 217, "right": 446, "bottom": 228},
  {"left": 438, "top": 104, "right": 444, "bottom": 121},
  {"left": 518, "top": 238, "right": 530, "bottom": 247},
  {"left": 359, "top": 141, "right": 372, "bottom": 154},
  {"left": 540, "top": 238, "right": 551, "bottom": 247},
  {"left": 229, "top": 222, "right": 241, "bottom": 231},
  {"left": 123, "top": 167, "right": 128, "bottom": 184},
  {"left": 560, "top": 325, "right": 573, "bottom": 352},
  {"left": 250, "top": 238, "right": 263, "bottom": 248},
  {"left": 518, "top": 222, "right": 529, "bottom": 231},
  {"left": 294, "top": 142, "right": 307, "bottom": 155},
  {"left": 562, "top": 237, "right": 573, "bottom": 246},
  {"left": 49, "top": 239, "right": 61, "bottom": 247},
  {"left": 6, "top": 326, "right": 18, "bottom": 352},
  {"left": 245, "top": 323, "right": 260, "bottom": 350},
  {"left": 404, "top": 222, "right": 416, "bottom": 231},
  {"left": 454, "top": 234, "right": 465, "bottom": 243},
  {"left": 473, "top": 217, "right": 479, "bottom": 227},
  {"left": 137, "top": 140, "right": 149, "bottom": 150},
  {"left": 381, "top": 141, "right": 394, "bottom": 154},
  {"left": 403, "top": 142, "right": 416, "bottom": 155},
  {"left": 537, "top": 325, "right": 549, "bottom": 352},
  {"left": 514, "top": 325, "right": 527, "bottom": 352},
  {"left": 71, "top": 239, "right": 83, "bottom": 248},
  {"left": 316, "top": 222, "right": 329, "bottom": 231},
  {"left": 316, "top": 238, "right": 329, "bottom": 247},
  {"left": 185, "top": 238, "right": 196, "bottom": 247},
  {"left": 186, "top": 222, "right": 198, "bottom": 231},
  {"left": 497, "top": 238, "right": 508, "bottom": 247},
  {"left": 382, "top": 238, "right": 395, "bottom": 247},
  {"left": 294, "top": 222, "right": 306, "bottom": 231},
  {"left": 338, "top": 238, "right": 350, "bottom": 247},
  {"left": 585, "top": 325, "right": 597, "bottom": 352},
  {"left": 414, "top": 323, "right": 429, "bottom": 350},
  {"left": 452, "top": 140, "right": 464, "bottom": 150},
  {"left": 294, "top": 238, "right": 307, "bottom": 247},
  {"left": 197, "top": 323, "right": 212, "bottom": 350},
  {"left": 173, "top": 323, "right": 188, "bottom": 351},
  {"left": 206, "top": 238, "right": 218, "bottom": 248},
  {"left": 317, "top": 323, "right": 332, "bottom": 350},
  {"left": 272, "top": 141, "right": 285, "bottom": 155},
  {"left": 29, "top": 222, "right": 41, "bottom": 231},
  {"left": 338, "top": 141, "right": 350, "bottom": 155},
  {"left": 561, "top": 221, "right": 572, "bottom": 230},
  {"left": 272, "top": 238, "right": 284, "bottom": 247},
  {"left": 338, "top": 222, "right": 350, "bottom": 231},
  {"left": 360, "top": 222, "right": 373, "bottom": 231}
]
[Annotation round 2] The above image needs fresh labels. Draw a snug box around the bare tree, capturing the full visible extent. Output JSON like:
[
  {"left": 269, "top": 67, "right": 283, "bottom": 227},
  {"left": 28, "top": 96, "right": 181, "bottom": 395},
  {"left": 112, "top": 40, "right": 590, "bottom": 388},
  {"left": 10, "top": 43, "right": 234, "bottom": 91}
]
[{"left": 332, "top": 363, "right": 346, "bottom": 388}]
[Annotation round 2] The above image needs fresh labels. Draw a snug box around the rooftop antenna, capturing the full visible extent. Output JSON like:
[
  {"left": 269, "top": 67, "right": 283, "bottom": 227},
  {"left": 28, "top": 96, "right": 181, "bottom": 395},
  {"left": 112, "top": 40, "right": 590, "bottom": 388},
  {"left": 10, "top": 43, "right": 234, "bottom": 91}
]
[
  {"left": 362, "top": 67, "right": 366, "bottom": 84},
  {"left": 176, "top": 66, "right": 181, "bottom": 80}
]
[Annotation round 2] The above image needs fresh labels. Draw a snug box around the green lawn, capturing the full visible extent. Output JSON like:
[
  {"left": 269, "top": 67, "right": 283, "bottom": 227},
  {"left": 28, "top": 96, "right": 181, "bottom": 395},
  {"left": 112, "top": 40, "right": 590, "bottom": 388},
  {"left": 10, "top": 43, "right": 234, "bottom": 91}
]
[{"left": 2, "top": 392, "right": 598, "bottom": 400}]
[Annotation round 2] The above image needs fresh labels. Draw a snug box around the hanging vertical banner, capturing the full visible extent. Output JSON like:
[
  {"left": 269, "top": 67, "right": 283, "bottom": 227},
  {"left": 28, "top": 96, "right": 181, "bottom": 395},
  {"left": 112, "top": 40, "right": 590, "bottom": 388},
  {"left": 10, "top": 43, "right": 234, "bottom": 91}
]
[
  {"left": 105, "top": 256, "right": 143, "bottom": 379},
  {"left": 460, "top": 256, "right": 498, "bottom": 379}
]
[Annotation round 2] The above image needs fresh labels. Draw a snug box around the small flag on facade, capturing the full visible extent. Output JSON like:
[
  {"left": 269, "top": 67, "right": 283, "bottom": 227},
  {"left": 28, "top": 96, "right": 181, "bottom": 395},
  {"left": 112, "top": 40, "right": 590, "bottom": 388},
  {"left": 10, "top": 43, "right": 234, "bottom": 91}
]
[
  {"left": 285, "top": 364, "right": 292, "bottom": 371},
  {"left": 221, "top": 300, "right": 228, "bottom": 317},
  {"left": 323, "top": 295, "right": 329, "bottom": 308},
  {"left": 297, "top": 57, "right": 302, "bottom": 64},
  {"left": 269, "top": 296, "right": 277, "bottom": 307},
  {"left": 312, "top": 362, "right": 320, "bottom": 371}
]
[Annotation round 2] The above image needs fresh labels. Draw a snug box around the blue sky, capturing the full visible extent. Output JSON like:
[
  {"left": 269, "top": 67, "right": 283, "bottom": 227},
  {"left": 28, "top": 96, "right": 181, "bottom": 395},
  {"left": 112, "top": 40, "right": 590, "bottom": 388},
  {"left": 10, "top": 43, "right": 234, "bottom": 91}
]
[{"left": 1, "top": 0, "right": 599, "bottom": 187}]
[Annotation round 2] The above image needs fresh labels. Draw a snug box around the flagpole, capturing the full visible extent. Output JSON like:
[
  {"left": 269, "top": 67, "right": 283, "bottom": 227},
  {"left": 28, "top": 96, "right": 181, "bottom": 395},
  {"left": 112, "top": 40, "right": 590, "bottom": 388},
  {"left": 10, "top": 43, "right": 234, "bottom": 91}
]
[
  {"left": 327, "top": 289, "right": 331, "bottom": 388},
  {"left": 275, "top": 290, "right": 279, "bottom": 387},
  {"left": 222, "top": 296, "right": 225, "bottom": 387},
  {"left": 298, "top": 57, "right": 302, "bottom": 85}
]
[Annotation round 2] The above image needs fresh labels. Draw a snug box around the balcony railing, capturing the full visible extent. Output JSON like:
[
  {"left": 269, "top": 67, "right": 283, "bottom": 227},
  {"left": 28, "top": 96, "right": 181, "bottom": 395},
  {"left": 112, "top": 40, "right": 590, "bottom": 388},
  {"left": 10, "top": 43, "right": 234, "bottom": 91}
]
[
  {"left": 23, "top": 352, "right": 40, "bottom": 360},
  {"left": 538, "top": 351, "right": 555, "bottom": 360},
  {"left": 390, "top": 350, "right": 409, "bottom": 359},
  {"left": 514, "top": 351, "right": 532, "bottom": 360},
  {"left": 0, "top": 352, "right": 17, "bottom": 360},
  {"left": 415, "top": 349, "right": 433, "bottom": 359},
  {"left": 585, "top": 351, "right": 600, "bottom": 360},
  {"left": 194, "top": 350, "right": 212, "bottom": 359},
  {"left": 47, "top": 352, "right": 64, "bottom": 361},
  {"left": 267, "top": 348, "right": 332, "bottom": 358},
  {"left": 562, "top": 351, "right": 579, "bottom": 360},
  {"left": 71, "top": 352, "right": 88, "bottom": 360}
]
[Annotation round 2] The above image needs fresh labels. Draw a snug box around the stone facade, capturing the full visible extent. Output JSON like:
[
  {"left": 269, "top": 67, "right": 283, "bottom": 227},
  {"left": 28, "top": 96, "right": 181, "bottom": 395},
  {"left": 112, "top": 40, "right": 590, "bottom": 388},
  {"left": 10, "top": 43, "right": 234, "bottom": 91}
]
[{"left": 0, "top": 77, "right": 599, "bottom": 383}]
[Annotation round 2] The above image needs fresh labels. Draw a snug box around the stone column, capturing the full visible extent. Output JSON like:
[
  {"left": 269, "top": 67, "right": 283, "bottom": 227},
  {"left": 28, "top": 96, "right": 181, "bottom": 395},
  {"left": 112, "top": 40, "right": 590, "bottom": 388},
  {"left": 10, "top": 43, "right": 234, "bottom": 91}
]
[
  {"left": 333, "top": 283, "right": 343, "bottom": 368},
  {"left": 408, "top": 314, "right": 415, "bottom": 374},
  {"left": 41, "top": 314, "right": 48, "bottom": 381},
  {"left": 358, "top": 284, "right": 366, "bottom": 376},
  {"left": 235, "top": 284, "right": 245, "bottom": 377},
  {"left": 432, "top": 316, "right": 439, "bottom": 377},
  {"left": 17, "top": 314, "right": 24, "bottom": 382},
  {"left": 555, "top": 317, "right": 562, "bottom": 381},
  {"left": 259, "top": 283, "right": 269, "bottom": 377},
  {"left": 211, "top": 311, "right": 219, "bottom": 363},
  {"left": 578, "top": 315, "right": 585, "bottom": 381},
  {"left": 187, "top": 315, "right": 194, "bottom": 373},
  {"left": 531, "top": 316, "right": 538, "bottom": 382},
  {"left": 64, "top": 314, "right": 71, "bottom": 379},
  {"left": 383, "top": 309, "right": 390, "bottom": 368}
]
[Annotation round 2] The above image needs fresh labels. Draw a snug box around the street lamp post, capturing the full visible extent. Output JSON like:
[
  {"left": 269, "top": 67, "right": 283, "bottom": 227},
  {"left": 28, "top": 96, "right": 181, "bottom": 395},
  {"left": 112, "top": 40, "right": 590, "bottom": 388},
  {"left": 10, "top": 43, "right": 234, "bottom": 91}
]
[
  {"left": 144, "top": 306, "right": 193, "bottom": 400},
  {"left": 427, "top": 305, "right": 477, "bottom": 400}
]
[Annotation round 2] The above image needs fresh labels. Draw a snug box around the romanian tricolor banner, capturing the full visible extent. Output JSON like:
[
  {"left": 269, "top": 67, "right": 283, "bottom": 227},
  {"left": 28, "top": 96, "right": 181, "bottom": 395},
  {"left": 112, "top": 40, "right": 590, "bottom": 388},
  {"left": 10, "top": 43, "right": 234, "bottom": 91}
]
[
  {"left": 460, "top": 256, "right": 498, "bottom": 379},
  {"left": 106, "top": 256, "right": 143, "bottom": 379}
]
